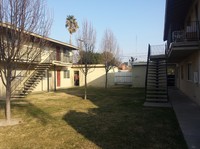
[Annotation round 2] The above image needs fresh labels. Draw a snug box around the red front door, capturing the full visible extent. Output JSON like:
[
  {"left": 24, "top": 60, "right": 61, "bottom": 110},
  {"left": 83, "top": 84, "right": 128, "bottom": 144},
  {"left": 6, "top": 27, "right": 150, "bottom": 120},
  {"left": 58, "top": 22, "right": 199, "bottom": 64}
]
[
  {"left": 56, "top": 47, "right": 61, "bottom": 61},
  {"left": 57, "top": 70, "right": 60, "bottom": 87}
]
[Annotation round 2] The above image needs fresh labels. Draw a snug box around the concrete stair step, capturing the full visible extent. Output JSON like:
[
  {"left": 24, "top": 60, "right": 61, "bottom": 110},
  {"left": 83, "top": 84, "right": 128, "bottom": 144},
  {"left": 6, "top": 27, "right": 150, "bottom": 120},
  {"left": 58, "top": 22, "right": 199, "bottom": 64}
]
[
  {"left": 147, "top": 85, "right": 167, "bottom": 88},
  {"left": 148, "top": 65, "right": 166, "bottom": 67},
  {"left": 147, "top": 76, "right": 167, "bottom": 79},
  {"left": 144, "top": 102, "right": 171, "bottom": 107},
  {"left": 148, "top": 77, "right": 167, "bottom": 80},
  {"left": 147, "top": 87, "right": 167, "bottom": 91},
  {"left": 146, "top": 94, "right": 168, "bottom": 98},
  {"left": 147, "top": 91, "right": 167, "bottom": 95},
  {"left": 147, "top": 80, "right": 167, "bottom": 82},
  {"left": 148, "top": 69, "right": 166, "bottom": 72},
  {"left": 147, "top": 83, "right": 167, "bottom": 86},
  {"left": 146, "top": 98, "right": 168, "bottom": 102}
]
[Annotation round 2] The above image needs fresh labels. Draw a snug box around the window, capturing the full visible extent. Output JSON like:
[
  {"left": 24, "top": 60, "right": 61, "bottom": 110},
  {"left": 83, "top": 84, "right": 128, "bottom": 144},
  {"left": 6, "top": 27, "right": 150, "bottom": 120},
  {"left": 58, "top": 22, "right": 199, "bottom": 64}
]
[
  {"left": 64, "top": 69, "right": 70, "bottom": 78},
  {"left": 188, "top": 63, "right": 192, "bottom": 81},
  {"left": 63, "top": 50, "right": 70, "bottom": 57},
  {"left": 63, "top": 50, "right": 72, "bottom": 63}
]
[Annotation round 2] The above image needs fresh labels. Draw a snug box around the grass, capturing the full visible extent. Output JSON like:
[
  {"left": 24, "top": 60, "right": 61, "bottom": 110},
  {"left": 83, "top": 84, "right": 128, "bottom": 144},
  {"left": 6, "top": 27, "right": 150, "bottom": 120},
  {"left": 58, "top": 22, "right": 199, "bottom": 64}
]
[{"left": 0, "top": 87, "right": 187, "bottom": 149}]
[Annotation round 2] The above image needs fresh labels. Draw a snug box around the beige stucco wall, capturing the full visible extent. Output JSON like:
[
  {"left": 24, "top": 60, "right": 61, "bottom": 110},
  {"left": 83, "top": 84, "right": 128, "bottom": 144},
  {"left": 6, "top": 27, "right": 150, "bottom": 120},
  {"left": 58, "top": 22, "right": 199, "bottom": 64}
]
[
  {"left": 132, "top": 64, "right": 146, "bottom": 88},
  {"left": 72, "top": 65, "right": 118, "bottom": 88},
  {"left": 177, "top": 51, "right": 200, "bottom": 105},
  {"left": 168, "top": 0, "right": 200, "bottom": 105},
  {"left": 25, "top": 64, "right": 118, "bottom": 93},
  {"left": 0, "top": 64, "right": 118, "bottom": 98},
  {"left": 0, "top": 66, "right": 35, "bottom": 99},
  {"left": 33, "top": 66, "right": 73, "bottom": 92},
  {"left": 0, "top": 44, "right": 74, "bottom": 98}
]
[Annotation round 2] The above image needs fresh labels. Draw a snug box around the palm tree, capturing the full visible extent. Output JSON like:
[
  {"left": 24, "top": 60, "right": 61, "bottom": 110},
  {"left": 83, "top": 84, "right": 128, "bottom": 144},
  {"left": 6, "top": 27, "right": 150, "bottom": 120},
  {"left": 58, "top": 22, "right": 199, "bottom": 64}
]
[{"left": 65, "top": 15, "right": 79, "bottom": 44}]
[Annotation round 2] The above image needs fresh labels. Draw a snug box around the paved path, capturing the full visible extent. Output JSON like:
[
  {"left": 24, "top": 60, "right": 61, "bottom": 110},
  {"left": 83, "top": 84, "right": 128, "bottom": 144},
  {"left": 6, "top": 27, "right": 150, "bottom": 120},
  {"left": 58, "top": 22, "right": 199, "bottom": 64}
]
[{"left": 169, "top": 88, "right": 200, "bottom": 149}]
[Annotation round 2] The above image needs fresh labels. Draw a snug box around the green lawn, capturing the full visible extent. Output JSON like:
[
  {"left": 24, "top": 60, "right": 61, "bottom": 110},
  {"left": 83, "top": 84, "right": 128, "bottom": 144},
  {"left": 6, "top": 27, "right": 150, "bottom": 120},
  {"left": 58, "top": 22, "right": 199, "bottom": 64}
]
[{"left": 0, "top": 87, "right": 187, "bottom": 149}]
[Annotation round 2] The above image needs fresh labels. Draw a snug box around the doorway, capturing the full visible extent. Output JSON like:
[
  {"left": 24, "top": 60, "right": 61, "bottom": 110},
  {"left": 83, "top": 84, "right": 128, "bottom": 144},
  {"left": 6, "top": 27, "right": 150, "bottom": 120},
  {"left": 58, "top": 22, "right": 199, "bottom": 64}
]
[
  {"left": 74, "top": 71, "right": 79, "bottom": 86},
  {"left": 57, "top": 70, "right": 61, "bottom": 87}
]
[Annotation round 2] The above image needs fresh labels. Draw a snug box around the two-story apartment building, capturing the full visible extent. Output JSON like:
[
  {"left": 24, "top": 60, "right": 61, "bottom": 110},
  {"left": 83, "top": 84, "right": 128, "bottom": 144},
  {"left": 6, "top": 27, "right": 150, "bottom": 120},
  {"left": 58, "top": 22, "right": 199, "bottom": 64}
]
[
  {"left": 164, "top": 0, "right": 200, "bottom": 104},
  {"left": 0, "top": 25, "right": 78, "bottom": 99}
]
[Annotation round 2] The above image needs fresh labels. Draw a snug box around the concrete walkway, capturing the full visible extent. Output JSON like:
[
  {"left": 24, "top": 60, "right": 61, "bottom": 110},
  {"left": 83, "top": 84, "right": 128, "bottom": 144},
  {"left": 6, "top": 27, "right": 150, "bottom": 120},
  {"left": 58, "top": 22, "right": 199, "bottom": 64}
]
[{"left": 169, "top": 88, "right": 200, "bottom": 149}]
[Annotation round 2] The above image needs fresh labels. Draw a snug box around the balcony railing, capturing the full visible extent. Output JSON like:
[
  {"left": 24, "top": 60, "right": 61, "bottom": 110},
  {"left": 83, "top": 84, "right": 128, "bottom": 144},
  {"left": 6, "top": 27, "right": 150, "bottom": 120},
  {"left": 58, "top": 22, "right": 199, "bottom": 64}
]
[
  {"left": 48, "top": 52, "right": 73, "bottom": 63},
  {"left": 171, "top": 21, "right": 200, "bottom": 42},
  {"left": 165, "top": 21, "right": 200, "bottom": 55},
  {"left": 150, "top": 44, "right": 166, "bottom": 56},
  {"left": 15, "top": 50, "right": 73, "bottom": 64}
]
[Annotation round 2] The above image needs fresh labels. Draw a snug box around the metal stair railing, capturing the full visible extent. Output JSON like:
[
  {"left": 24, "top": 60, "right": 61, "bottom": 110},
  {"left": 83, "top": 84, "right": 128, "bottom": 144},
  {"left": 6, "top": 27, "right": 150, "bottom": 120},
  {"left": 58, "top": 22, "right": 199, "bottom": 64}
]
[
  {"left": 145, "top": 44, "right": 151, "bottom": 100},
  {"left": 11, "top": 51, "right": 55, "bottom": 94},
  {"left": 165, "top": 47, "right": 169, "bottom": 101},
  {"left": 21, "top": 51, "right": 55, "bottom": 90},
  {"left": 150, "top": 44, "right": 165, "bottom": 56},
  {"left": 11, "top": 52, "right": 41, "bottom": 94},
  {"left": 145, "top": 44, "right": 168, "bottom": 102}
]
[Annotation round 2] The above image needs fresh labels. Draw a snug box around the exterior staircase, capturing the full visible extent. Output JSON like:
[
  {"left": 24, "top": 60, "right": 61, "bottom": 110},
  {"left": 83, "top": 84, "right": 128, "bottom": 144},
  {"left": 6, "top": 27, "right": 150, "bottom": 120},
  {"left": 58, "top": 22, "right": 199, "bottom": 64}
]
[
  {"left": 145, "top": 45, "right": 168, "bottom": 102},
  {"left": 11, "top": 52, "right": 53, "bottom": 99}
]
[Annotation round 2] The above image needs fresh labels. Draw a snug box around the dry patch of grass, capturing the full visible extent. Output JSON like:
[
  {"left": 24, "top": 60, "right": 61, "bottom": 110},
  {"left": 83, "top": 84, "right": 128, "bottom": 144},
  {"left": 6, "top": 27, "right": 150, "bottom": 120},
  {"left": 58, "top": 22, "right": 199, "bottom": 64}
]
[{"left": 0, "top": 87, "right": 187, "bottom": 149}]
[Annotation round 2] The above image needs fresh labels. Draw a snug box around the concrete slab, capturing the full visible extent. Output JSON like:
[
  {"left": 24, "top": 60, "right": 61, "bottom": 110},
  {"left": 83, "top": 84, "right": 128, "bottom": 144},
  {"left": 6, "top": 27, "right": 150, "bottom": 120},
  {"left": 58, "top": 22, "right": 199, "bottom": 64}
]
[
  {"left": 143, "top": 101, "right": 172, "bottom": 108},
  {"left": 0, "top": 118, "right": 22, "bottom": 127},
  {"left": 169, "top": 88, "right": 200, "bottom": 149}
]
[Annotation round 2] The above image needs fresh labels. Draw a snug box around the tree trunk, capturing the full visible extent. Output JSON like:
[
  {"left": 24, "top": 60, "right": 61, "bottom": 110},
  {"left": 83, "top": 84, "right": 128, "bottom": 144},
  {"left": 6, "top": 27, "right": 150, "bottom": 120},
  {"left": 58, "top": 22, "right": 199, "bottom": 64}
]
[
  {"left": 5, "top": 70, "right": 12, "bottom": 122},
  {"left": 6, "top": 90, "right": 11, "bottom": 122},
  {"left": 84, "top": 73, "right": 87, "bottom": 100},
  {"left": 84, "top": 65, "right": 87, "bottom": 100},
  {"left": 105, "top": 71, "right": 108, "bottom": 89},
  {"left": 69, "top": 34, "right": 72, "bottom": 45}
]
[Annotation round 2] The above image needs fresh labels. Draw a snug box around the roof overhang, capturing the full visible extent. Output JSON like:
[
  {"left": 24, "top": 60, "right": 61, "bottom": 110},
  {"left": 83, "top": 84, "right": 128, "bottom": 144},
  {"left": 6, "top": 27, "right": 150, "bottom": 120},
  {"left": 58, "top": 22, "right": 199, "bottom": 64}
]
[
  {"left": 43, "top": 37, "right": 78, "bottom": 50},
  {"left": 163, "top": 0, "right": 195, "bottom": 41},
  {"left": 0, "top": 22, "right": 78, "bottom": 51}
]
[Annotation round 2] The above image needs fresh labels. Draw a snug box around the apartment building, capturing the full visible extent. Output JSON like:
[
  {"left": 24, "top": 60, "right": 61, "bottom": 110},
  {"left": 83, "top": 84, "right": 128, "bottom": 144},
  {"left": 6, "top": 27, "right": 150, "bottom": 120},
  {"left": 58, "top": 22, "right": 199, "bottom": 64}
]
[
  {"left": 164, "top": 0, "right": 200, "bottom": 104},
  {"left": 0, "top": 24, "right": 78, "bottom": 99}
]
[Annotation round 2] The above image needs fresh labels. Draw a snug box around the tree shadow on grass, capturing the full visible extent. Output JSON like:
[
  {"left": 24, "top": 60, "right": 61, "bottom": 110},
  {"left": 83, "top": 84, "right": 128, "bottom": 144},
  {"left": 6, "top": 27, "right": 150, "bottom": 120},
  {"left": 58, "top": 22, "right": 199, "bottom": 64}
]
[
  {"left": 0, "top": 99, "right": 54, "bottom": 125},
  {"left": 62, "top": 87, "right": 187, "bottom": 149},
  {"left": 62, "top": 88, "right": 145, "bottom": 149},
  {"left": 63, "top": 109, "right": 136, "bottom": 149}
]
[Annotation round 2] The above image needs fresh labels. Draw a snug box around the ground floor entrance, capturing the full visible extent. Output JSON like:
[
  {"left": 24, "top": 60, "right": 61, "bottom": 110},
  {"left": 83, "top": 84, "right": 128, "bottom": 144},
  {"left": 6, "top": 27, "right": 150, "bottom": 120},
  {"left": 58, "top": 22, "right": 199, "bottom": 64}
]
[{"left": 74, "top": 71, "right": 79, "bottom": 86}]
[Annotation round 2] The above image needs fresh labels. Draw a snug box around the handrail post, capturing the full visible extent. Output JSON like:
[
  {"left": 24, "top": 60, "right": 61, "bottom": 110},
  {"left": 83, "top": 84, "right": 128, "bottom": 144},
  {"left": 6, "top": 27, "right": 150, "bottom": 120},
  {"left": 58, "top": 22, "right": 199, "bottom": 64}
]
[
  {"left": 145, "top": 44, "right": 151, "bottom": 100},
  {"left": 165, "top": 44, "right": 169, "bottom": 102}
]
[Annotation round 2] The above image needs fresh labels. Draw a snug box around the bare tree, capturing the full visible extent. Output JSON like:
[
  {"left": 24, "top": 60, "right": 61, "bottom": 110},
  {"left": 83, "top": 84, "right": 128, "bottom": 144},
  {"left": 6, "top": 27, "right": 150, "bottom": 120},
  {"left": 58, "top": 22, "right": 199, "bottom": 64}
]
[
  {"left": 100, "top": 29, "right": 121, "bottom": 89},
  {"left": 76, "top": 20, "right": 96, "bottom": 99},
  {"left": 0, "top": 0, "right": 52, "bottom": 122}
]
